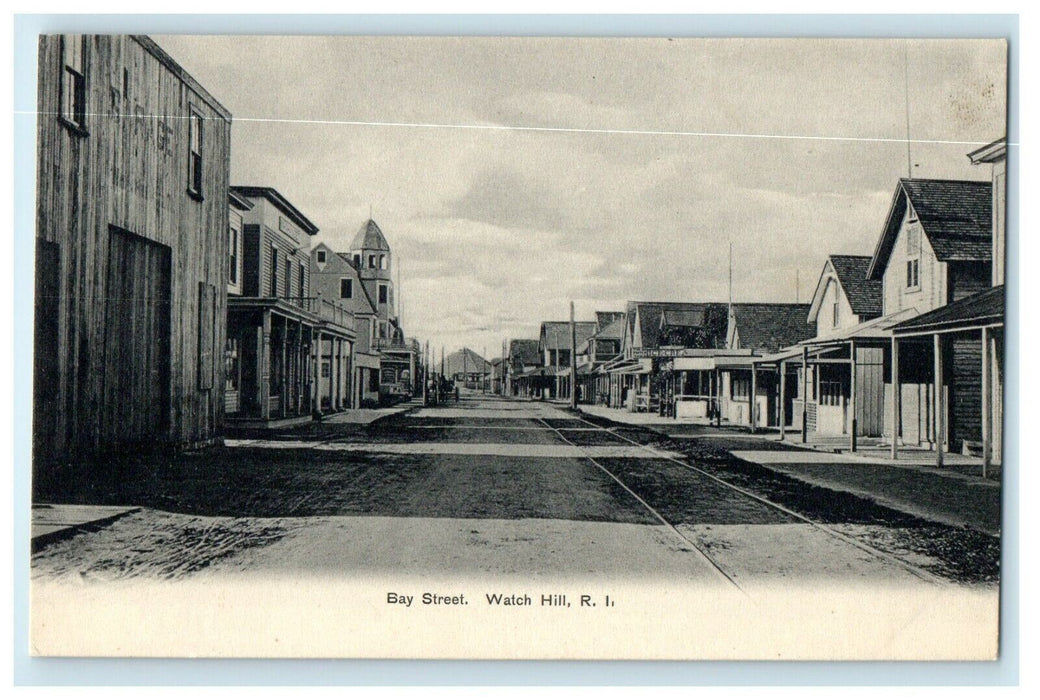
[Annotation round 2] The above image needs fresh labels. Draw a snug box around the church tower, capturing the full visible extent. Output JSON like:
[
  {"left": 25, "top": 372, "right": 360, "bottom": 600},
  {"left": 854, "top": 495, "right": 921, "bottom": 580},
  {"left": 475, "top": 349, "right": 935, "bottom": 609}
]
[{"left": 350, "top": 219, "right": 395, "bottom": 335}]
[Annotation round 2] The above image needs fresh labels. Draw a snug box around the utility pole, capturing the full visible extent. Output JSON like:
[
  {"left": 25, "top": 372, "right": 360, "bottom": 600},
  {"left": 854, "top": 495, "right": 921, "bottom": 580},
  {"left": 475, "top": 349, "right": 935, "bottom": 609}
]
[
  {"left": 570, "top": 301, "right": 578, "bottom": 409},
  {"left": 483, "top": 345, "right": 487, "bottom": 394},
  {"left": 439, "top": 345, "right": 444, "bottom": 404},
  {"left": 422, "top": 340, "right": 429, "bottom": 406}
]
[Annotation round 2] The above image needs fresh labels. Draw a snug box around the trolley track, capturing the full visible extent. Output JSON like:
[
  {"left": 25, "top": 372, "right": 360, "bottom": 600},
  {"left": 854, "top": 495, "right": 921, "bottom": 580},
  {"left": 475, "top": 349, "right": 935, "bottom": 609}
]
[{"left": 562, "top": 412, "right": 949, "bottom": 588}]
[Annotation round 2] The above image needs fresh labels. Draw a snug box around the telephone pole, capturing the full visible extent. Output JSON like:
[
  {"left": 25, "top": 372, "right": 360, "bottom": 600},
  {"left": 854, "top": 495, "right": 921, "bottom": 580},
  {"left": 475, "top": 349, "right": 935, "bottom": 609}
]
[{"left": 570, "top": 301, "right": 578, "bottom": 409}]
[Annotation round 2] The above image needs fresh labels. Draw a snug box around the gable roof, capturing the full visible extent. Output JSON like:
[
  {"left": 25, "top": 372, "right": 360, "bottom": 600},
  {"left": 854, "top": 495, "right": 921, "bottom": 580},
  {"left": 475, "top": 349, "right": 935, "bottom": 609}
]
[
  {"left": 595, "top": 311, "right": 626, "bottom": 331},
  {"left": 351, "top": 219, "right": 391, "bottom": 252},
  {"left": 444, "top": 347, "right": 491, "bottom": 376},
  {"left": 509, "top": 339, "right": 541, "bottom": 367},
  {"left": 892, "top": 285, "right": 1004, "bottom": 334},
  {"left": 867, "top": 178, "right": 992, "bottom": 280},
  {"left": 626, "top": 301, "right": 728, "bottom": 350},
  {"left": 729, "top": 303, "right": 814, "bottom": 354},
  {"left": 539, "top": 321, "right": 599, "bottom": 351},
  {"left": 809, "top": 254, "right": 883, "bottom": 321},
  {"left": 229, "top": 186, "right": 320, "bottom": 235},
  {"left": 968, "top": 137, "right": 1007, "bottom": 165}
]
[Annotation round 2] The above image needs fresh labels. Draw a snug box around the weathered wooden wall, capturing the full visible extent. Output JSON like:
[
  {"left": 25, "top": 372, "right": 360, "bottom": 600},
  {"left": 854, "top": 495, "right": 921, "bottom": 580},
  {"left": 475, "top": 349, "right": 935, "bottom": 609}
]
[{"left": 35, "top": 34, "right": 231, "bottom": 467}]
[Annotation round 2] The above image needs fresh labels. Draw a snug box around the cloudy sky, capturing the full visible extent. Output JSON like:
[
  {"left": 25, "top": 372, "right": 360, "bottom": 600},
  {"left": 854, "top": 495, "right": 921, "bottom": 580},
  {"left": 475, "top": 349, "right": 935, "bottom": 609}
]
[{"left": 156, "top": 36, "right": 1006, "bottom": 357}]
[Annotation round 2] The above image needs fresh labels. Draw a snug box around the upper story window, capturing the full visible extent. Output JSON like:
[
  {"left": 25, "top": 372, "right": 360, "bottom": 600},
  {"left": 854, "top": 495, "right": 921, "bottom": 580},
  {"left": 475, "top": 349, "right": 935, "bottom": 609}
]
[
  {"left": 228, "top": 225, "right": 239, "bottom": 285},
  {"left": 905, "top": 222, "right": 921, "bottom": 290},
  {"left": 353, "top": 254, "right": 361, "bottom": 268},
  {"left": 316, "top": 250, "right": 327, "bottom": 264},
  {"left": 187, "top": 110, "right": 204, "bottom": 199},
  {"left": 286, "top": 258, "right": 293, "bottom": 298},
  {"left": 340, "top": 278, "right": 353, "bottom": 299},
  {"left": 270, "top": 245, "right": 279, "bottom": 296},
  {"left": 368, "top": 254, "right": 376, "bottom": 269},
  {"left": 831, "top": 301, "right": 839, "bottom": 328},
  {"left": 60, "top": 35, "right": 87, "bottom": 133},
  {"left": 299, "top": 261, "right": 306, "bottom": 299},
  {"left": 378, "top": 283, "right": 388, "bottom": 304},
  {"left": 379, "top": 254, "right": 387, "bottom": 270}
]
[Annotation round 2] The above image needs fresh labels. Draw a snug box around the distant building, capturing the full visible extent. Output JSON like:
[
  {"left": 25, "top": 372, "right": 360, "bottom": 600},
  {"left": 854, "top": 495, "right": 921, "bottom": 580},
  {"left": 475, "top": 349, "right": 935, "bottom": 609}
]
[
  {"left": 309, "top": 241, "right": 381, "bottom": 407},
  {"left": 444, "top": 348, "right": 491, "bottom": 390},
  {"left": 349, "top": 219, "right": 417, "bottom": 397},
  {"left": 505, "top": 339, "right": 541, "bottom": 396},
  {"left": 34, "top": 35, "right": 232, "bottom": 478},
  {"left": 538, "top": 321, "right": 598, "bottom": 400}
]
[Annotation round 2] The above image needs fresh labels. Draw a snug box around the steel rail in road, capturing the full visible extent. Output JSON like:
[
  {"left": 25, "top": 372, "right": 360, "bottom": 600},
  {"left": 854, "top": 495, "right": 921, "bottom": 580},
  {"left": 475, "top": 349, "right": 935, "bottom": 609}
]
[
  {"left": 569, "top": 414, "right": 950, "bottom": 588},
  {"left": 535, "top": 417, "right": 748, "bottom": 596}
]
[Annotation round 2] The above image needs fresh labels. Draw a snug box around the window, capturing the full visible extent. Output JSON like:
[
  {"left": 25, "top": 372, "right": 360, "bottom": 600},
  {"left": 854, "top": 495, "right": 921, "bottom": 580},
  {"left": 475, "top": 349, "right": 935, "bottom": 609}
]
[
  {"left": 299, "top": 261, "right": 306, "bottom": 299},
  {"left": 270, "top": 245, "right": 279, "bottom": 296},
  {"left": 906, "top": 259, "right": 920, "bottom": 289},
  {"left": 60, "top": 35, "right": 86, "bottom": 132},
  {"left": 353, "top": 254, "right": 361, "bottom": 268},
  {"left": 732, "top": 377, "right": 750, "bottom": 399},
  {"left": 188, "top": 110, "right": 203, "bottom": 198},
  {"left": 378, "top": 284, "right": 388, "bottom": 304},
  {"left": 286, "top": 258, "right": 293, "bottom": 299},
  {"left": 379, "top": 254, "right": 387, "bottom": 270},
  {"left": 316, "top": 250, "right": 327, "bottom": 264},
  {"left": 831, "top": 301, "right": 839, "bottom": 328},
  {"left": 368, "top": 254, "right": 376, "bottom": 269},
  {"left": 819, "top": 380, "right": 843, "bottom": 406},
  {"left": 225, "top": 337, "right": 240, "bottom": 392},
  {"left": 321, "top": 362, "right": 330, "bottom": 379},
  {"left": 228, "top": 226, "right": 239, "bottom": 284},
  {"left": 340, "top": 278, "right": 353, "bottom": 299}
]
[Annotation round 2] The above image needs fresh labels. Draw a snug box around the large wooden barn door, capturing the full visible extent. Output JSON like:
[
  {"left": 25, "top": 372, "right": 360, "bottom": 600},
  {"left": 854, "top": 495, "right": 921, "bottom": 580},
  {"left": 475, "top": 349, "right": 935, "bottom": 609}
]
[
  {"left": 101, "top": 227, "right": 172, "bottom": 447},
  {"left": 33, "top": 239, "right": 61, "bottom": 462}
]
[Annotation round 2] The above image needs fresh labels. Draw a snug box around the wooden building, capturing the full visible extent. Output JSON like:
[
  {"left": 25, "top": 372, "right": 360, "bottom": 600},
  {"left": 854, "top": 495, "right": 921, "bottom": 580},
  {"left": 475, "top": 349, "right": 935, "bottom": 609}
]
[
  {"left": 538, "top": 321, "right": 598, "bottom": 400},
  {"left": 225, "top": 186, "right": 355, "bottom": 426},
  {"left": 505, "top": 339, "right": 541, "bottom": 396},
  {"left": 309, "top": 241, "right": 381, "bottom": 407},
  {"left": 34, "top": 34, "right": 232, "bottom": 476},
  {"left": 866, "top": 178, "right": 992, "bottom": 452},
  {"left": 891, "top": 140, "right": 1006, "bottom": 470}
]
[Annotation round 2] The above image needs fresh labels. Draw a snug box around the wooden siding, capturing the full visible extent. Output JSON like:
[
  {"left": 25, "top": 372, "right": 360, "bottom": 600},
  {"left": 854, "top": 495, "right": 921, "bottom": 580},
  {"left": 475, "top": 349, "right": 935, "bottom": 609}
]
[
  {"left": 854, "top": 345, "right": 884, "bottom": 436},
  {"left": 950, "top": 336, "right": 982, "bottom": 447},
  {"left": 35, "top": 35, "right": 231, "bottom": 463},
  {"left": 948, "top": 261, "right": 992, "bottom": 304},
  {"left": 883, "top": 203, "right": 947, "bottom": 316}
]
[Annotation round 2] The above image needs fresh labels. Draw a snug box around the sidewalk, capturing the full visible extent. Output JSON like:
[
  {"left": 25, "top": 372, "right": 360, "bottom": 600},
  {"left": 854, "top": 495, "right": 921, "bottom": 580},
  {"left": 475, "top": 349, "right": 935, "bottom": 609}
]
[
  {"left": 32, "top": 504, "right": 140, "bottom": 553},
  {"left": 321, "top": 397, "right": 422, "bottom": 425}
]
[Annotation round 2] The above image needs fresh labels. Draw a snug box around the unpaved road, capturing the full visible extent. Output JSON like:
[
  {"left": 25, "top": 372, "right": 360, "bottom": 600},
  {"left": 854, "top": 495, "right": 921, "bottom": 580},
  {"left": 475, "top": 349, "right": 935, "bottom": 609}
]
[{"left": 32, "top": 393, "right": 996, "bottom": 591}]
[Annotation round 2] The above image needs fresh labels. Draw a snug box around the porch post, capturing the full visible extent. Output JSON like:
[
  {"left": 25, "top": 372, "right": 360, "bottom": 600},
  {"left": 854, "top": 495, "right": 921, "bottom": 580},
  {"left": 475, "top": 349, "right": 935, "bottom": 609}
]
[
  {"left": 891, "top": 336, "right": 900, "bottom": 459},
  {"left": 934, "top": 333, "right": 944, "bottom": 468},
  {"left": 981, "top": 326, "right": 991, "bottom": 478},
  {"left": 715, "top": 369, "right": 722, "bottom": 427},
  {"left": 749, "top": 363, "right": 757, "bottom": 433},
  {"left": 779, "top": 361, "right": 787, "bottom": 441},
  {"left": 260, "top": 310, "right": 272, "bottom": 421},
  {"left": 280, "top": 316, "right": 289, "bottom": 418},
  {"left": 849, "top": 339, "right": 858, "bottom": 453},
  {"left": 801, "top": 346, "right": 809, "bottom": 443},
  {"left": 314, "top": 330, "right": 323, "bottom": 415}
]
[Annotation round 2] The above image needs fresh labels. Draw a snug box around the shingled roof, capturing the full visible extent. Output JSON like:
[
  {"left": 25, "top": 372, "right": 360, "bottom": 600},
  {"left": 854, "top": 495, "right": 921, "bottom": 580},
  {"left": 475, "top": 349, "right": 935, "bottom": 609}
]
[
  {"left": 595, "top": 311, "right": 626, "bottom": 331},
  {"left": 626, "top": 301, "right": 729, "bottom": 350},
  {"left": 730, "top": 303, "right": 814, "bottom": 353},
  {"left": 444, "top": 347, "right": 491, "bottom": 376},
  {"left": 892, "top": 286, "right": 1004, "bottom": 334},
  {"left": 509, "top": 339, "right": 541, "bottom": 367},
  {"left": 867, "top": 178, "right": 992, "bottom": 279},
  {"left": 539, "top": 321, "right": 598, "bottom": 351},
  {"left": 828, "top": 254, "right": 883, "bottom": 318},
  {"left": 350, "top": 219, "right": 391, "bottom": 252}
]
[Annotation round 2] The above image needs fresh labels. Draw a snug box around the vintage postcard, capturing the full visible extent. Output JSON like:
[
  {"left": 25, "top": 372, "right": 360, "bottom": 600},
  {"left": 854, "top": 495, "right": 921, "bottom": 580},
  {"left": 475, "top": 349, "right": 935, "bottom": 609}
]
[{"left": 28, "top": 34, "right": 1007, "bottom": 659}]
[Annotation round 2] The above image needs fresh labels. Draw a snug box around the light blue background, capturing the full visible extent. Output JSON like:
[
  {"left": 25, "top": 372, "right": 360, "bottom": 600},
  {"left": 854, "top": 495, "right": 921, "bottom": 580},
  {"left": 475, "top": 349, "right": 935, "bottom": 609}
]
[{"left": 12, "top": 13, "right": 1019, "bottom": 686}]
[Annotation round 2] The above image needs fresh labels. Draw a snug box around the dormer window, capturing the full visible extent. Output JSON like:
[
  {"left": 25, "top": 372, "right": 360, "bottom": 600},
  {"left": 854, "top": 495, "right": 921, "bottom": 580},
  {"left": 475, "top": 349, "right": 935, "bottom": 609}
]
[
  {"left": 316, "top": 250, "right": 327, "bottom": 264},
  {"left": 60, "top": 35, "right": 87, "bottom": 133},
  {"left": 832, "top": 301, "right": 839, "bottom": 328},
  {"left": 379, "top": 254, "right": 387, "bottom": 270},
  {"left": 905, "top": 222, "right": 921, "bottom": 290},
  {"left": 368, "top": 254, "right": 376, "bottom": 268}
]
